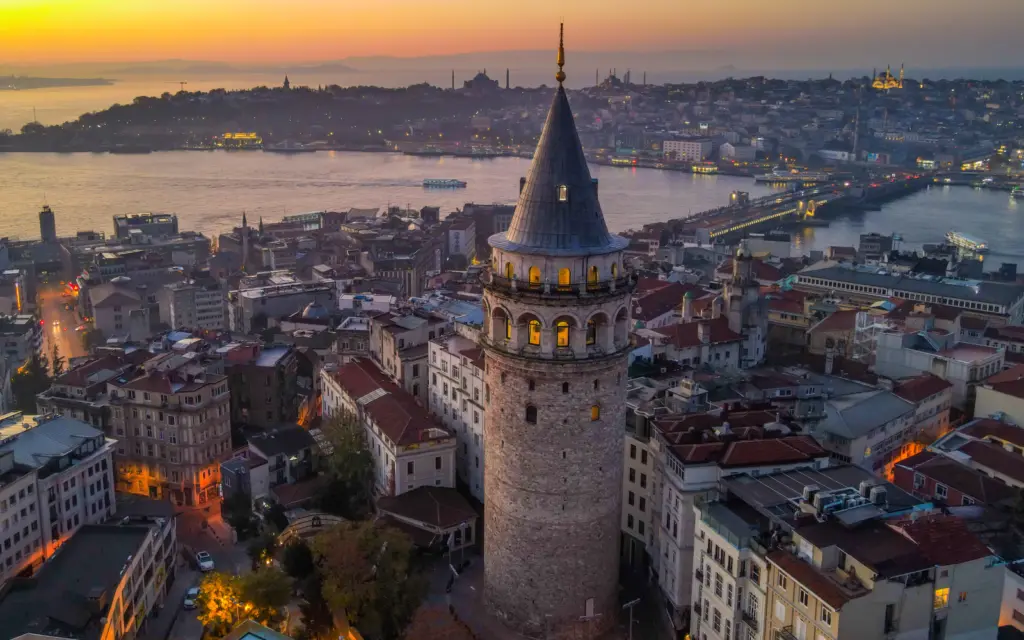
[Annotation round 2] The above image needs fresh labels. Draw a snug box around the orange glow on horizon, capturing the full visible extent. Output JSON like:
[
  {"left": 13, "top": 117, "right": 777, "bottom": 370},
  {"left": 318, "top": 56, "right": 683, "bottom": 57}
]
[{"left": 1, "top": 1, "right": 1021, "bottom": 65}]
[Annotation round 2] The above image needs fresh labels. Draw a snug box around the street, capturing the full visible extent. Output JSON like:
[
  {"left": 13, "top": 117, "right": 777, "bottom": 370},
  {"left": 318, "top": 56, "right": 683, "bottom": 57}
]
[{"left": 36, "top": 283, "right": 86, "bottom": 363}]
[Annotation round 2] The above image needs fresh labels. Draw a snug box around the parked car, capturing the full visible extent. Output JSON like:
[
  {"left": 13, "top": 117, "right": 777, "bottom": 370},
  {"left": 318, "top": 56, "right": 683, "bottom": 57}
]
[
  {"left": 196, "top": 551, "right": 214, "bottom": 572},
  {"left": 184, "top": 587, "right": 200, "bottom": 610}
]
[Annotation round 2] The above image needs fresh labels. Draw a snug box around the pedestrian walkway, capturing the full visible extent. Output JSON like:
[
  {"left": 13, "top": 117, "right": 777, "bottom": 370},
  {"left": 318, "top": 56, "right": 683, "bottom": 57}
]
[{"left": 139, "top": 564, "right": 200, "bottom": 640}]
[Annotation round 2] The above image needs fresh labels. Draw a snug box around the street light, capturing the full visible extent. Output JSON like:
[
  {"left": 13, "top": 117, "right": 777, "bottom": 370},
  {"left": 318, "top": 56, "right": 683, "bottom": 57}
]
[{"left": 622, "top": 598, "right": 640, "bottom": 640}]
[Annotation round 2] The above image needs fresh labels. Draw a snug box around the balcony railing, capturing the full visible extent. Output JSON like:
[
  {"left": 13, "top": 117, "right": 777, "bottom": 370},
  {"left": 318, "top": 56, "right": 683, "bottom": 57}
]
[
  {"left": 776, "top": 626, "right": 799, "bottom": 640},
  {"left": 483, "top": 271, "right": 635, "bottom": 298},
  {"left": 741, "top": 610, "right": 759, "bottom": 632}
]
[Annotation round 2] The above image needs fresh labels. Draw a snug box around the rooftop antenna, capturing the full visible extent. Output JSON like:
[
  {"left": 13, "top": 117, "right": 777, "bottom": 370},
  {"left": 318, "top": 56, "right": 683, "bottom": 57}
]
[{"left": 32, "top": 107, "right": 37, "bottom": 123}]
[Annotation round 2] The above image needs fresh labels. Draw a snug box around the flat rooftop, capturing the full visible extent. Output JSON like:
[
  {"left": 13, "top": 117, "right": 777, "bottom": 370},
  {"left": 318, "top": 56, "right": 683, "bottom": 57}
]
[{"left": 0, "top": 525, "right": 150, "bottom": 639}]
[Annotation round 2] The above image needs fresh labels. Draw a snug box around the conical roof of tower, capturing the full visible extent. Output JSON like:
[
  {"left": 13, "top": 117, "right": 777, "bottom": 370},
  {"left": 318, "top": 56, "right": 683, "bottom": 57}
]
[{"left": 490, "top": 28, "right": 625, "bottom": 257}]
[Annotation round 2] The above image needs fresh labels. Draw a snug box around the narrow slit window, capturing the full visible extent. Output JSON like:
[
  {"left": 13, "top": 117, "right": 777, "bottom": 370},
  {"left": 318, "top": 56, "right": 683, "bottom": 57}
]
[{"left": 557, "top": 185, "right": 568, "bottom": 202}]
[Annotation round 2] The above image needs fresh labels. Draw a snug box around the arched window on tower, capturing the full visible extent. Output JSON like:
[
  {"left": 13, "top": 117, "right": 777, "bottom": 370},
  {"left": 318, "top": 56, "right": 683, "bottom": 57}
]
[
  {"left": 591, "top": 405, "right": 601, "bottom": 421},
  {"left": 558, "top": 268, "right": 571, "bottom": 291},
  {"left": 528, "top": 320, "right": 541, "bottom": 346},
  {"left": 587, "top": 265, "right": 599, "bottom": 289},
  {"left": 611, "top": 262, "right": 619, "bottom": 279},
  {"left": 505, "top": 262, "right": 515, "bottom": 280},
  {"left": 528, "top": 266, "right": 541, "bottom": 288},
  {"left": 586, "top": 320, "right": 596, "bottom": 345},
  {"left": 505, "top": 317, "right": 513, "bottom": 340},
  {"left": 526, "top": 405, "right": 538, "bottom": 424},
  {"left": 557, "top": 185, "right": 568, "bottom": 202},
  {"left": 555, "top": 321, "right": 570, "bottom": 347}
]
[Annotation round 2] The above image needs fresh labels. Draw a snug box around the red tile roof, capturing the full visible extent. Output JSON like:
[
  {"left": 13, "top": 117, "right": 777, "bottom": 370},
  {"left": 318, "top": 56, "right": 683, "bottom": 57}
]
[
  {"left": 377, "top": 486, "right": 478, "bottom": 529},
  {"left": 768, "top": 551, "right": 852, "bottom": 609},
  {"left": 891, "top": 515, "right": 992, "bottom": 566},
  {"left": 895, "top": 451, "right": 1015, "bottom": 506},
  {"left": 654, "top": 316, "right": 742, "bottom": 349},
  {"left": 984, "top": 325, "right": 1024, "bottom": 343},
  {"left": 962, "top": 419, "right": 1024, "bottom": 448},
  {"left": 893, "top": 374, "right": 952, "bottom": 404},
  {"left": 53, "top": 351, "right": 150, "bottom": 388},
  {"left": 331, "top": 358, "right": 451, "bottom": 446},
  {"left": 986, "top": 376, "right": 1024, "bottom": 401},
  {"left": 716, "top": 258, "right": 783, "bottom": 283},
  {"left": 718, "top": 436, "right": 827, "bottom": 467},
  {"left": 985, "top": 364, "right": 1024, "bottom": 385},
  {"left": 958, "top": 439, "right": 1024, "bottom": 484},
  {"left": 633, "top": 282, "right": 710, "bottom": 322},
  {"left": 769, "top": 298, "right": 804, "bottom": 315},
  {"left": 808, "top": 309, "right": 858, "bottom": 335}
]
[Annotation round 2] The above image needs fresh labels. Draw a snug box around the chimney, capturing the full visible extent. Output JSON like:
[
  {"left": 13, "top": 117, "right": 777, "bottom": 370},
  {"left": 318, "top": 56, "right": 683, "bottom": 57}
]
[
  {"left": 519, "top": 177, "right": 526, "bottom": 194},
  {"left": 698, "top": 321, "right": 710, "bottom": 345}
]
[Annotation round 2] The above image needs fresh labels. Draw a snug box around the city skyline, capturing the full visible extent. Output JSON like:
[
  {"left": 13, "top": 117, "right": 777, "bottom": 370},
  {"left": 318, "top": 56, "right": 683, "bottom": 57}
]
[{"left": 3, "top": 0, "right": 1024, "bottom": 69}]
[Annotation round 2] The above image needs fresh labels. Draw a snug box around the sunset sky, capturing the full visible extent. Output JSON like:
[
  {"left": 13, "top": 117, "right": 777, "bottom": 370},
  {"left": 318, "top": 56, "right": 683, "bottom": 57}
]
[{"left": 2, "top": 0, "right": 1022, "bottom": 68}]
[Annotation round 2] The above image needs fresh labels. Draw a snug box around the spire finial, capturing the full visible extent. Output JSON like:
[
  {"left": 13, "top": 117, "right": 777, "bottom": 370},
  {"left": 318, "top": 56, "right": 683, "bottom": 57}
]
[{"left": 555, "top": 23, "right": 566, "bottom": 85}]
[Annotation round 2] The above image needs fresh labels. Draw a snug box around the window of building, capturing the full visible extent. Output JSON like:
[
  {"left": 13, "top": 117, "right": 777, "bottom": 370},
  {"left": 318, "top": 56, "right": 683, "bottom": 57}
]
[
  {"left": 630, "top": 444, "right": 637, "bottom": 459},
  {"left": 935, "top": 484, "right": 948, "bottom": 499},
  {"left": 627, "top": 514, "right": 634, "bottom": 529},
  {"left": 591, "top": 405, "right": 600, "bottom": 421},
  {"left": 958, "top": 591, "right": 968, "bottom": 603},
  {"left": 407, "top": 461, "right": 414, "bottom": 475},
  {"left": 798, "top": 589, "right": 809, "bottom": 607},
  {"left": 638, "top": 520, "right": 645, "bottom": 535},
  {"left": 505, "top": 318, "right": 512, "bottom": 340},
  {"left": 639, "top": 497, "right": 646, "bottom": 512},
  {"left": 562, "top": 382, "right": 569, "bottom": 394},
  {"left": 529, "top": 320, "right": 541, "bottom": 345},
  {"left": 629, "top": 468, "right": 635, "bottom": 483},
  {"left": 587, "top": 266, "right": 599, "bottom": 287},
  {"left": 712, "top": 608, "right": 721, "bottom": 632},
  {"left": 557, "top": 185, "right": 568, "bottom": 202},
  {"left": 640, "top": 473, "right": 647, "bottom": 489},
  {"left": 628, "top": 491, "right": 635, "bottom": 506},
  {"left": 505, "top": 262, "right": 514, "bottom": 280},
  {"left": 555, "top": 321, "right": 570, "bottom": 347},
  {"left": 528, "top": 379, "right": 535, "bottom": 391},
  {"left": 529, "top": 266, "right": 542, "bottom": 287},
  {"left": 525, "top": 405, "right": 538, "bottom": 424},
  {"left": 435, "top": 456, "right": 441, "bottom": 470},
  {"left": 821, "top": 607, "right": 833, "bottom": 625},
  {"left": 641, "top": 450, "right": 648, "bottom": 465},
  {"left": 715, "top": 574, "right": 723, "bottom": 597},
  {"left": 586, "top": 320, "right": 596, "bottom": 345},
  {"left": 778, "top": 573, "right": 788, "bottom": 589}
]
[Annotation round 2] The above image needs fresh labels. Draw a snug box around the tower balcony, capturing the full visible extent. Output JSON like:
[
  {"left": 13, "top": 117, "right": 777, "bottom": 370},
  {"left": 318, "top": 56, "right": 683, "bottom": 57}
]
[{"left": 482, "top": 269, "right": 635, "bottom": 301}]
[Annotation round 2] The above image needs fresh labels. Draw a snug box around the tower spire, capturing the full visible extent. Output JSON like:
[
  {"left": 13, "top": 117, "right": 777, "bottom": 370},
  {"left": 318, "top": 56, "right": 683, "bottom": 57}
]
[{"left": 555, "top": 23, "right": 566, "bottom": 85}]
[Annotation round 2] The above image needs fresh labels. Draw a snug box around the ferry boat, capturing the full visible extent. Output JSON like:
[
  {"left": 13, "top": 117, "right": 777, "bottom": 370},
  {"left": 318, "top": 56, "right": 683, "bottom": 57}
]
[
  {"left": 423, "top": 179, "right": 467, "bottom": 189},
  {"left": 945, "top": 230, "right": 989, "bottom": 253},
  {"left": 754, "top": 168, "right": 830, "bottom": 184},
  {"left": 1011, "top": 187, "right": 1024, "bottom": 200}
]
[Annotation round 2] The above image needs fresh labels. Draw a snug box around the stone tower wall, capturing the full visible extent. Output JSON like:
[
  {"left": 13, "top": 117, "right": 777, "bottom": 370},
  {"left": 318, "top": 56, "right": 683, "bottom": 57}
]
[{"left": 482, "top": 280, "right": 631, "bottom": 639}]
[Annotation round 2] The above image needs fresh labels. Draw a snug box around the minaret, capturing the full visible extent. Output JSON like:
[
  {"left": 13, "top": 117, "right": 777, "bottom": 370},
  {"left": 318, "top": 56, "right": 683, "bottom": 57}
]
[
  {"left": 283, "top": 75, "right": 290, "bottom": 90},
  {"left": 451, "top": 69, "right": 455, "bottom": 90},
  {"left": 241, "top": 211, "right": 249, "bottom": 273},
  {"left": 482, "top": 23, "right": 631, "bottom": 639},
  {"left": 506, "top": 68, "right": 510, "bottom": 89},
  {"left": 899, "top": 63, "right": 905, "bottom": 89}
]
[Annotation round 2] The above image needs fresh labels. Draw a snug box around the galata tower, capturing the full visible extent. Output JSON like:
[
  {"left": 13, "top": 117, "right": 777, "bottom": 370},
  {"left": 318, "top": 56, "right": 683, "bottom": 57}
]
[{"left": 481, "top": 24, "right": 634, "bottom": 639}]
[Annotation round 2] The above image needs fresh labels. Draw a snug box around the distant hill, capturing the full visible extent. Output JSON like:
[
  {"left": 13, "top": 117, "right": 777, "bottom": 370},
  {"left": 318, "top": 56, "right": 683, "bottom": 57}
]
[{"left": 0, "top": 76, "right": 114, "bottom": 90}]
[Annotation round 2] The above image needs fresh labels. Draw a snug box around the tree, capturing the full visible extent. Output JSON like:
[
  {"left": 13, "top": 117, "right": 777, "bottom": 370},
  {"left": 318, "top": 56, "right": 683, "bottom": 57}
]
[
  {"left": 247, "top": 531, "right": 278, "bottom": 568},
  {"left": 312, "top": 521, "right": 426, "bottom": 639},
  {"left": 402, "top": 606, "right": 476, "bottom": 640},
  {"left": 222, "top": 492, "right": 258, "bottom": 539},
  {"left": 282, "top": 539, "right": 315, "bottom": 579},
  {"left": 11, "top": 352, "right": 51, "bottom": 413},
  {"left": 51, "top": 344, "right": 65, "bottom": 377},
  {"left": 196, "top": 568, "right": 293, "bottom": 638},
  {"left": 265, "top": 502, "right": 290, "bottom": 533},
  {"left": 318, "top": 412, "right": 375, "bottom": 520},
  {"left": 196, "top": 571, "right": 244, "bottom": 638},
  {"left": 239, "top": 566, "right": 294, "bottom": 627}
]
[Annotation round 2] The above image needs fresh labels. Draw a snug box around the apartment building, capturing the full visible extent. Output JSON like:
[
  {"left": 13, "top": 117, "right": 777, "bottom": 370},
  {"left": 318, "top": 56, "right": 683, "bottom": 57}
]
[
  {"left": 694, "top": 466, "right": 1002, "bottom": 640},
  {"left": 893, "top": 373, "right": 954, "bottom": 439},
  {"left": 974, "top": 365, "right": 1024, "bottom": 424},
  {"left": 228, "top": 271, "right": 336, "bottom": 333},
  {"left": 0, "top": 503, "right": 176, "bottom": 640},
  {"left": 113, "top": 212, "right": 179, "bottom": 239},
  {"left": 875, "top": 329, "right": 1005, "bottom": 410},
  {"left": 37, "top": 350, "right": 153, "bottom": 434},
  {"left": 928, "top": 418, "right": 1024, "bottom": 489},
  {"left": 0, "top": 413, "right": 116, "bottom": 577},
  {"left": 160, "top": 277, "right": 227, "bottom": 331},
  {"left": 107, "top": 352, "right": 231, "bottom": 506},
  {"left": 654, "top": 418, "right": 829, "bottom": 633},
  {"left": 89, "top": 281, "right": 150, "bottom": 340},
  {"left": 427, "top": 334, "right": 486, "bottom": 502},
  {"left": 0, "top": 314, "right": 43, "bottom": 366},
  {"left": 664, "top": 139, "right": 713, "bottom": 161},
  {"left": 219, "top": 343, "right": 299, "bottom": 430},
  {"left": 811, "top": 385, "right": 916, "bottom": 471},
  {"left": 369, "top": 311, "right": 449, "bottom": 400},
  {"left": 322, "top": 358, "right": 455, "bottom": 497}
]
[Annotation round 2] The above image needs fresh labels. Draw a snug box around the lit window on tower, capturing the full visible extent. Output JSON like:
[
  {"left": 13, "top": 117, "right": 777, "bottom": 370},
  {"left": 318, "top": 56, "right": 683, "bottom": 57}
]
[
  {"left": 586, "top": 320, "right": 596, "bottom": 345},
  {"left": 591, "top": 405, "right": 601, "bottom": 421},
  {"left": 556, "top": 321, "right": 570, "bottom": 347},
  {"left": 505, "top": 318, "right": 513, "bottom": 340},
  {"left": 529, "top": 320, "right": 541, "bottom": 345},
  {"left": 557, "top": 185, "right": 568, "bottom": 202}
]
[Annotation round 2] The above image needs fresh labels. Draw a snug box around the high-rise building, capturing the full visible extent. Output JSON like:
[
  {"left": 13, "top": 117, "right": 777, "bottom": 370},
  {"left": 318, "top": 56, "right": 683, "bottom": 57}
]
[
  {"left": 38, "top": 205, "right": 56, "bottom": 243},
  {"left": 480, "top": 25, "right": 634, "bottom": 637}
]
